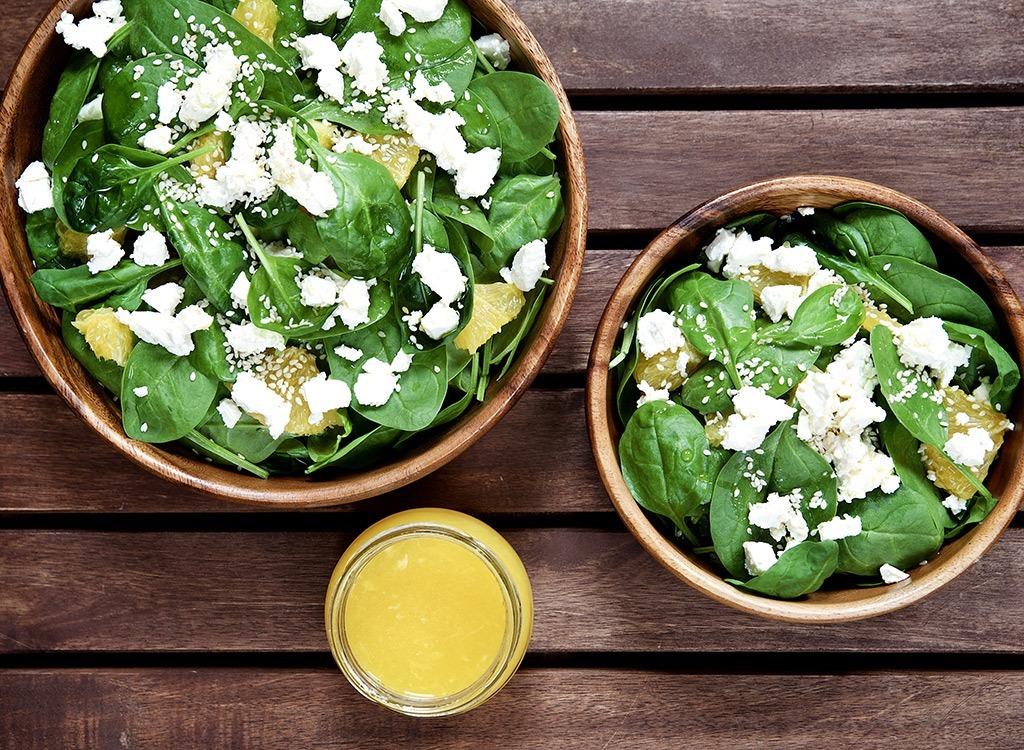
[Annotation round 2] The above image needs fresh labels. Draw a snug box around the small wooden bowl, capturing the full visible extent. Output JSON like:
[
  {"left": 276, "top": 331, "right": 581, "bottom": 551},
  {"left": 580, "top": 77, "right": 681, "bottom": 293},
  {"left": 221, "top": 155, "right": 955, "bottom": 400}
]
[
  {"left": 587, "top": 175, "right": 1024, "bottom": 622},
  {"left": 0, "top": 0, "right": 587, "bottom": 507}
]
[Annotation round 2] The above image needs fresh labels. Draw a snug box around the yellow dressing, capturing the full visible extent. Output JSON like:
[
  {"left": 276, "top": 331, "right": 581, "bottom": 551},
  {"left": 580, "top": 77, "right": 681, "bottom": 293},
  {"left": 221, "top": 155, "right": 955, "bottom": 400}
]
[
  {"left": 326, "top": 508, "right": 533, "bottom": 716},
  {"left": 344, "top": 536, "right": 508, "bottom": 697}
]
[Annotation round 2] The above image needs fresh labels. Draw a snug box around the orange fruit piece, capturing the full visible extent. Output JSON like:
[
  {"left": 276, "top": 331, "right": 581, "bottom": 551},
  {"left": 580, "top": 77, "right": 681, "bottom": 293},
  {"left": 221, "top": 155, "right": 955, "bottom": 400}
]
[
  {"left": 190, "top": 131, "right": 228, "bottom": 179},
  {"left": 634, "top": 338, "right": 703, "bottom": 391},
  {"left": 922, "top": 385, "right": 1012, "bottom": 499},
  {"left": 72, "top": 307, "right": 135, "bottom": 366},
  {"left": 232, "top": 0, "right": 279, "bottom": 46},
  {"left": 454, "top": 283, "right": 525, "bottom": 354}
]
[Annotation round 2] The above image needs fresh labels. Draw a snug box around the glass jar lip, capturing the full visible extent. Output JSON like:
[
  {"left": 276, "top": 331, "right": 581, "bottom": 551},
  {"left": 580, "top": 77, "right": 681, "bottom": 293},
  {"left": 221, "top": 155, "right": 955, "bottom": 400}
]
[{"left": 327, "top": 521, "right": 528, "bottom": 717}]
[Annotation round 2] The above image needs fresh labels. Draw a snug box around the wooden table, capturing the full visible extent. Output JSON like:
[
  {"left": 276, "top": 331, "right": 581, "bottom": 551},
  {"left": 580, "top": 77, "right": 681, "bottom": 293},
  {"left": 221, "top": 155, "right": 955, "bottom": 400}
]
[{"left": 3, "top": 1, "right": 1024, "bottom": 746}]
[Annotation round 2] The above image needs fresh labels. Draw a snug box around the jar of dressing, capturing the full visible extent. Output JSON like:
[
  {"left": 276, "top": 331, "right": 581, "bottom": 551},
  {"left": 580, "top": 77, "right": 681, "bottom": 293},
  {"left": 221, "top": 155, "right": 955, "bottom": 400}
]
[{"left": 325, "top": 508, "right": 533, "bottom": 716}]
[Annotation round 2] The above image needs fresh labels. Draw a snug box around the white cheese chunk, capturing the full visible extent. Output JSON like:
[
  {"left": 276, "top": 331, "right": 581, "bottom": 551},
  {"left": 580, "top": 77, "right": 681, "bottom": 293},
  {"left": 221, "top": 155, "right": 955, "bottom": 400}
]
[
  {"left": 77, "top": 94, "right": 104, "bottom": 122},
  {"left": 815, "top": 514, "right": 862, "bottom": 541},
  {"left": 333, "top": 344, "right": 363, "bottom": 362},
  {"left": 232, "top": 372, "right": 291, "bottom": 438},
  {"left": 879, "top": 563, "right": 910, "bottom": 584},
  {"left": 636, "top": 309, "right": 685, "bottom": 359},
  {"left": 743, "top": 541, "right": 779, "bottom": 576},
  {"left": 179, "top": 44, "right": 242, "bottom": 129},
  {"left": 225, "top": 322, "right": 287, "bottom": 357},
  {"left": 354, "top": 358, "right": 400, "bottom": 407},
  {"left": 894, "top": 316, "right": 970, "bottom": 386},
  {"left": 411, "top": 71, "right": 456, "bottom": 104},
  {"left": 759, "top": 284, "right": 803, "bottom": 323},
  {"left": 943, "top": 495, "right": 969, "bottom": 514},
  {"left": 336, "top": 278, "right": 372, "bottom": 329},
  {"left": 16, "top": 161, "right": 54, "bottom": 214},
  {"left": 230, "top": 272, "right": 251, "bottom": 310},
  {"left": 156, "top": 82, "right": 184, "bottom": 125},
  {"left": 500, "top": 239, "right": 549, "bottom": 292},
  {"left": 131, "top": 231, "right": 170, "bottom": 267},
  {"left": 55, "top": 0, "right": 127, "bottom": 58},
  {"left": 412, "top": 244, "right": 467, "bottom": 304},
  {"left": 142, "top": 282, "right": 185, "bottom": 315},
  {"left": 720, "top": 386, "right": 796, "bottom": 452},
  {"left": 299, "top": 274, "right": 339, "bottom": 308},
  {"left": 748, "top": 490, "right": 808, "bottom": 548},
  {"left": 944, "top": 427, "right": 994, "bottom": 468},
  {"left": 300, "top": 373, "right": 352, "bottom": 423},
  {"left": 115, "top": 305, "right": 212, "bottom": 357},
  {"left": 217, "top": 398, "right": 243, "bottom": 429},
  {"left": 268, "top": 124, "right": 339, "bottom": 217},
  {"left": 475, "top": 33, "right": 511, "bottom": 70},
  {"left": 340, "top": 32, "right": 389, "bottom": 96},
  {"left": 139, "top": 125, "right": 176, "bottom": 154},
  {"left": 303, "top": 0, "right": 353, "bottom": 22},
  {"left": 86, "top": 230, "right": 124, "bottom": 274},
  {"left": 636, "top": 380, "right": 671, "bottom": 408},
  {"left": 420, "top": 302, "right": 460, "bottom": 339}
]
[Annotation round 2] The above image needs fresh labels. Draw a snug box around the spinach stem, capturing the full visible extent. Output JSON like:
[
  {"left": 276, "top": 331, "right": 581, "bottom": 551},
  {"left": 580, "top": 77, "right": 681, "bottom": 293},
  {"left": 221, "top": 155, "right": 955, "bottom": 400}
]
[
  {"left": 540, "top": 147, "right": 556, "bottom": 160},
  {"left": 184, "top": 430, "right": 270, "bottom": 479},
  {"left": 414, "top": 170, "right": 426, "bottom": 253},
  {"left": 474, "top": 44, "right": 495, "bottom": 74},
  {"left": 233, "top": 213, "right": 266, "bottom": 261}
]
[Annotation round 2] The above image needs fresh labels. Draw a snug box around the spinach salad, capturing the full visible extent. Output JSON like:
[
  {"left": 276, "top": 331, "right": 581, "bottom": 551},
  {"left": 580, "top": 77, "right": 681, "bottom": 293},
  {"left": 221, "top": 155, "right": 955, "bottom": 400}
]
[
  {"left": 17, "top": 0, "right": 565, "bottom": 478},
  {"left": 612, "top": 204, "right": 1019, "bottom": 599}
]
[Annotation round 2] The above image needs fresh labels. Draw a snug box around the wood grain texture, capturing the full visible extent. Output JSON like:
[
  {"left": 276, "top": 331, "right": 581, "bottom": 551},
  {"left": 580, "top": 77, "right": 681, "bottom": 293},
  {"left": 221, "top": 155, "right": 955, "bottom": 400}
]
[
  {"left": 2, "top": 668, "right": 1023, "bottom": 748},
  {"left": 3, "top": 527, "right": 1024, "bottom": 654},
  {"left": 0, "top": 390, "right": 605, "bottom": 514},
  {"left": 5, "top": 0, "right": 1024, "bottom": 95}
]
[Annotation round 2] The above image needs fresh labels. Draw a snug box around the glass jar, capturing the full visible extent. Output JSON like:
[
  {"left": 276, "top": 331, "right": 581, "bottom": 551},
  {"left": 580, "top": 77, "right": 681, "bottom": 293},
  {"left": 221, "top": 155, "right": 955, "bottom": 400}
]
[{"left": 325, "top": 508, "right": 534, "bottom": 717}]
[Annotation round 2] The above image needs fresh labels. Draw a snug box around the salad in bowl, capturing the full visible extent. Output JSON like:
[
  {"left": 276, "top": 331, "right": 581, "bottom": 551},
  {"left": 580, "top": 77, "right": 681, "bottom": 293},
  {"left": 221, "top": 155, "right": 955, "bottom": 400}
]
[{"left": 11, "top": 0, "right": 577, "bottom": 484}]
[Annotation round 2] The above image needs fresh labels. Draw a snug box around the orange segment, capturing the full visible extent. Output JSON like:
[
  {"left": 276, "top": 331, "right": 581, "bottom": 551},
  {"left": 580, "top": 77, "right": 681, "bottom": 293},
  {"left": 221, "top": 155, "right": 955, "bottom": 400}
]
[
  {"left": 454, "top": 283, "right": 525, "bottom": 354},
  {"left": 232, "top": 0, "right": 279, "bottom": 46},
  {"left": 634, "top": 338, "right": 703, "bottom": 391},
  {"left": 922, "top": 385, "right": 1012, "bottom": 499},
  {"left": 190, "top": 131, "right": 228, "bottom": 179},
  {"left": 72, "top": 307, "right": 135, "bottom": 366}
]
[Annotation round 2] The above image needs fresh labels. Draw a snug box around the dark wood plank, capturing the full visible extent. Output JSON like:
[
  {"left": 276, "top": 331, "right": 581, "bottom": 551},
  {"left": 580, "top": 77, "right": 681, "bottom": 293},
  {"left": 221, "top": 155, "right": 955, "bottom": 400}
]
[
  {"left": 2, "top": 668, "right": 1022, "bottom": 748},
  {"left": 0, "top": 389, "right": 605, "bottom": 514},
  {"left": 5, "top": 0, "right": 1024, "bottom": 95},
  {"left": 581, "top": 109, "right": 1024, "bottom": 235},
  {"left": 3, "top": 527, "right": 1024, "bottom": 654}
]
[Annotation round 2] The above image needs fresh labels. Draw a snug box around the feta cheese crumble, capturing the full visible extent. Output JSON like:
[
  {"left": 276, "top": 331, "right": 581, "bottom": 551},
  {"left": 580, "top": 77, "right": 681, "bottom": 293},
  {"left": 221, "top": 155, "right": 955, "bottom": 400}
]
[
  {"left": 412, "top": 244, "right": 467, "bottom": 304},
  {"left": 879, "top": 564, "right": 910, "bottom": 584},
  {"left": 115, "top": 305, "right": 213, "bottom": 357},
  {"left": 142, "top": 282, "right": 185, "bottom": 315},
  {"left": 420, "top": 302, "right": 460, "bottom": 339},
  {"left": 86, "top": 231, "right": 125, "bottom": 274},
  {"left": 379, "top": 0, "right": 448, "bottom": 35},
  {"left": 77, "top": 94, "right": 104, "bottom": 123},
  {"left": 303, "top": 0, "right": 353, "bottom": 23},
  {"left": 55, "top": 0, "right": 127, "bottom": 58},
  {"left": 225, "top": 322, "right": 287, "bottom": 357},
  {"left": 340, "top": 32, "right": 389, "bottom": 96},
  {"left": 894, "top": 316, "right": 970, "bottom": 386},
  {"left": 475, "top": 33, "right": 511, "bottom": 70},
  {"left": 743, "top": 541, "right": 778, "bottom": 576},
  {"left": 815, "top": 514, "right": 862, "bottom": 541},
  {"left": 300, "top": 373, "right": 352, "bottom": 424},
  {"left": 500, "top": 239, "right": 549, "bottom": 292},
  {"left": 636, "top": 310, "right": 686, "bottom": 359},
  {"left": 267, "top": 124, "right": 339, "bottom": 217},
  {"left": 636, "top": 380, "right": 671, "bottom": 408},
  {"left": 232, "top": 372, "right": 291, "bottom": 439},
  {"left": 16, "top": 162, "right": 54, "bottom": 214},
  {"left": 943, "top": 494, "right": 969, "bottom": 514},
  {"left": 217, "top": 398, "right": 243, "bottom": 429},
  {"left": 748, "top": 490, "right": 808, "bottom": 549},
  {"left": 178, "top": 44, "right": 242, "bottom": 129},
  {"left": 719, "top": 386, "right": 796, "bottom": 452},
  {"left": 944, "top": 427, "right": 994, "bottom": 468}
]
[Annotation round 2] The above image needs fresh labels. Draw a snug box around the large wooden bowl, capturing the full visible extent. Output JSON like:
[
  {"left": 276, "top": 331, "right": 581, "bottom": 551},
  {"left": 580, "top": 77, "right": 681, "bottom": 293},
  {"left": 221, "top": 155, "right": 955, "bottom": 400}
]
[
  {"left": 0, "top": 0, "right": 587, "bottom": 507},
  {"left": 588, "top": 175, "right": 1024, "bottom": 622}
]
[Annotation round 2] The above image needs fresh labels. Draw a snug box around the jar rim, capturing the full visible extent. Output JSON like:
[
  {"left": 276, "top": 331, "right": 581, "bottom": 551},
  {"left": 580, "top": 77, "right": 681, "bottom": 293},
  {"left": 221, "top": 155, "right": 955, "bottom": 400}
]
[{"left": 326, "top": 521, "right": 528, "bottom": 717}]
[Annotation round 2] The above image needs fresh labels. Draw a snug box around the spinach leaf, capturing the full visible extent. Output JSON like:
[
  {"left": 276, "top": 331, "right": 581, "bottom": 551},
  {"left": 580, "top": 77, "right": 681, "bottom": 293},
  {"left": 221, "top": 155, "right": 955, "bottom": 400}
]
[
  {"left": 730, "top": 541, "right": 839, "bottom": 598},
  {"left": 668, "top": 272, "right": 754, "bottom": 387},
  {"left": 102, "top": 54, "right": 195, "bottom": 147},
  {"left": 834, "top": 203, "right": 937, "bottom": 268},
  {"left": 63, "top": 144, "right": 206, "bottom": 233},
  {"left": 483, "top": 174, "right": 563, "bottom": 272},
  {"left": 190, "top": 318, "right": 235, "bottom": 383},
  {"left": 289, "top": 134, "right": 413, "bottom": 278},
  {"left": 196, "top": 411, "right": 285, "bottom": 464},
  {"left": 121, "top": 342, "right": 218, "bottom": 442},
  {"left": 455, "top": 88, "right": 500, "bottom": 151},
  {"left": 180, "top": 429, "right": 270, "bottom": 478},
  {"left": 736, "top": 341, "right": 819, "bottom": 398},
  {"left": 431, "top": 174, "right": 494, "bottom": 254},
  {"left": 25, "top": 209, "right": 64, "bottom": 270},
  {"left": 123, "top": 0, "right": 304, "bottom": 104},
  {"left": 679, "top": 360, "right": 733, "bottom": 414},
  {"left": 51, "top": 121, "right": 107, "bottom": 228},
  {"left": 865, "top": 255, "right": 999, "bottom": 336},
  {"left": 159, "top": 193, "right": 247, "bottom": 314},
  {"left": 619, "top": 401, "right": 715, "bottom": 531},
  {"left": 812, "top": 247, "right": 915, "bottom": 316},
  {"left": 870, "top": 324, "right": 948, "bottom": 448},
  {"left": 763, "top": 284, "right": 865, "bottom": 347},
  {"left": 725, "top": 212, "right": 778, "bottom": 237},
  {"left": 466, "top": 71, "right": 560, "bottom": 165},
  {"left": 771, "top": 425, "right": 838, "bottom": 530},
  {"left": 305, "top": 424, "right": 405, "bottom": 473},
  {"left": 42, "top": 50, "right": 102, "bottom": 168},
  {"left": 32, "top": 259, "right": 181, "bottom": 312},
  {"left": 945, "top": 322, "right": 1020, "bottom": 412}
]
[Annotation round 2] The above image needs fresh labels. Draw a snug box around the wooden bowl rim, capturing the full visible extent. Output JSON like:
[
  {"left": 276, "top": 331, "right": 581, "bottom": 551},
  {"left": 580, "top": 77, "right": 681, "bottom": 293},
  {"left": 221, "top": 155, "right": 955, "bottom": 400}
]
[
  {"left": 587, "top": 174, "right": 1024, "bottom": 623},
  {"left": 0, "top": 0, "right": 588, "bottom": 508}
]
